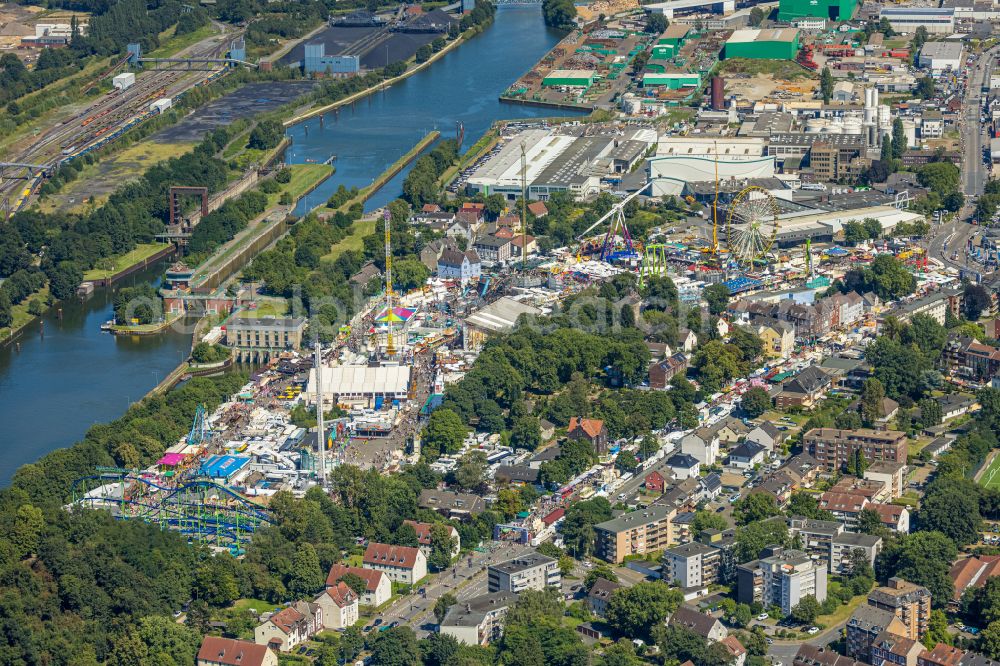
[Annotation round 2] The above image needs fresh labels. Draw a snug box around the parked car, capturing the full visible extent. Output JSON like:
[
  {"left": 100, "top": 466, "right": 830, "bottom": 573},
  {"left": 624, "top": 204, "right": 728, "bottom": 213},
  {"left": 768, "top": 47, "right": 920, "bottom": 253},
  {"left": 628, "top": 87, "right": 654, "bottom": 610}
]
[
  {"left": 807, "top": 627, "right": 820, "bottom": 635},
  {"left": 756, "top": 613, "right": 769, "bottom": 621}
]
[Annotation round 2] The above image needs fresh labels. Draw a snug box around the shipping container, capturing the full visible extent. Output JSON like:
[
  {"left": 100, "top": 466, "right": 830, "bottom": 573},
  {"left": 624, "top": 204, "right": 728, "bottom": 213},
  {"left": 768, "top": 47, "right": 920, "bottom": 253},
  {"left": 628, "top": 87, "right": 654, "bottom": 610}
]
[{"left": 112, "top": 72, "right": 135, "bottom": 90}]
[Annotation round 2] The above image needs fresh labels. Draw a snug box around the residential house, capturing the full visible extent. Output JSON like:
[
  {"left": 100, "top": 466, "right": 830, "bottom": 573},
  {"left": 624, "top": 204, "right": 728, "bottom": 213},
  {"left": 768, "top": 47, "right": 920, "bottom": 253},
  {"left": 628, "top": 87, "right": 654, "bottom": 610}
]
[
  {"left": 348, "top": 262, "right": 382, "bottom": 291},
  {"left": 326, "top": 564, "right": 391, "bottom": 608},
  {"left": 420, "top": 237, "right": 458, "bottom": 271},
  {"left": 750, "top": 318, "right": 796, "bottom": 359},
  {"left": 867, "top": 577, "right": 932, "bottom": 640},
  {"left": 818, "top": 491, "right": 870, "bottom": 531},
  {"left": 473, "top": 235, "right": 512, "bottom": 263},
  {"left": 700, "top": 473, "right": 723, "bottom": 500},
  {"left": 445, "top": 218, "right": 475, "bottom": 244},
  {"left": 746, "top": 422, "right": 784, "bottom": 452},
  {"left": 949, "top": 555, "right": 1000, "bottom": 604},
  {"left": 527, "top": 201, "right": 548, "bottom": 218},
  {"left": 488, "top": 552, "right": 560, "bottom": 593},
  {"left": 935, "top": 394, "right": 977, "bottom": 422},
  {"left": 440, "top": 592, "right": 517, "bottom": 646},
  {"left": 716, "top": 318, "right": 730, "bottom": 338},
  {"left": 198, "top": 637, "right": 277, "bottom": 666},
  {"left": 829, "top": 477, "right": 892, "bottom": 504},
  {"left": 775, "top": 366, "right": 833, "bottom": 409},
  {"left": 313, "top": 582, "right": 358, "bottom": 631},
  {"left": 737, "top": 547, "right": 827, "bottom": 615},
  {"left": 919, "top": 644, "right": 967, "bottom": 666},
  {"left": 796, "top": 644, "right": 867, "bottom": 666},
  {"left": 847, "top": 605, "right": 910, "bottom": 662},
  {"left": 712, "top": 417, "right": 751, "bottom": 445},
  {"left": 663, "top": 541, "right": 722, "bottom": 589},
  {"left": 645, "top": 471, "right": 667, "bottom": 493},
  {"left": 494, "top": 465, "right": 540, "bottom": 486},
  {"left": 363, "top": 543, "right": 428, "bottom": 585},
  {"left": 669, "top": 604, "right": 728, "bottom": 641},
  {"left": 868, "top": 503, "right": 911, "bottom": 533},
  {"left": 722, "top": 636, "right": 748, "bottom": 666},
  {"left": 870, "top": 630, "right": 924, "bottom": 666},
  {"left": 804, "top": 428, "right": 908, "bottom": 470},
  {"left": 587, "top": 578, "right": 621, "bottom": 617},
  {"left": 864, "top": 461, "right": 907, "bottom": 498},
  {"left": 750, "top": 470, "right": 798, "bottom": 505},
  {"left": 942, "top": 335, "right": 1000, "bottom": 383},
  {"left": 848, "top": 396, "right": 900, "bottom": 423},
  {"left": 677, "top": 327, "right": 698, "bottom": 352},
  {"left": 529, "top": 443, "right": 561, "bottom": 469},
  {"left": 437, "top": 249, "right": 482, "bottom": 284},
  {"left": 568, "top": 417, "right": 609, "bottom": 455},
  {"left": 510, "top": 234, "right": 537, "bottom": 258},
  {"left": 402, "top": 519, "right": 461, "bottom": 559},
  {"left": 830, "top": 532, "right": 882, "bottom": 575},
  {"left": 787, "top": 517, "right": 845, "bottom": 570},
  {"left": 419, "top": 489, "right": 486, "bottom": 519},
  {"left": 667, "top": 453, "right": 701, "bottom": 480},
  {"left": 254, "top": 604, "right": 321, "bottom": 653},
  {"left": 727, "top": 441, "right": 766, "bottom": 470},
  {"left": 649, "top": 353, "right": 689, "bottom": 389},
  {"left": 681, "top": 426, "right": 720, "bottom": 466},
  {"left": 594, "top": 503, "right": 676, "bottom": 563}
]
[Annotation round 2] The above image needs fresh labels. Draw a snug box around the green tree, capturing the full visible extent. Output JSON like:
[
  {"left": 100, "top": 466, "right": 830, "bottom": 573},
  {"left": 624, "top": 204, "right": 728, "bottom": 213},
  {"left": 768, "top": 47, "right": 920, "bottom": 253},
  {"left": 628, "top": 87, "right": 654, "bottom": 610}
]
[
  {"left": 341, "top": 572, "right": 368, "bottom": 596},
  {"left": 741, "top": 387, "right": 771, "bottom": 418},
  {"left": 454, "top": 450, "right": 487, "bottom": 491},
  {"left": 585, "top": 563, "right": 619, "bottom": 589},
  {"left": 646, "top": 13, "right": 668, "bottom": 33},
  {"left": 791, "top": 595, "right": 821, "bottom": 624},
  {"left": 734, "top": 493, "right": 780, "bottom": 525},
  {"left": 691, "top": 509, "right": 728, "bottom": 533},
  {"left": 428, "top": 523, "right": 456, "bottom": 571},
  {"left": 918, "top": 397, "right": 942, "bottom": 427},
  {"left": 422, "top": 408, "right": 467, "bottom": 459},
  {"left": 749, "top": 6, "right": 765, "bottom": 25},
  {"left": 287, "top": 543, "right": 325, "bottom": 597},
  {"left": 10, "top": 503, "right": 44, "bottom": 558},
  {"left": 605, "top": 582, "right": 683, "bottom": 640},
  {"left": 918, "top": 478, "right": 982, "bottom": 547},
  {"left": 248, "top": 119, "right": 285, "bottom": 151},
  {"left": 434, "top": 592, "right": 458, "bottom": 623},
  {"left": 820, "top": 66, "right": 834, "bottom": 104},
  {"left": 964, "top": 284, "right": 993, "bottom": 321},
  {"left": 915, "top": 76, "right": 936, "bottom": 99},
  {"left": 370, "top": 626, "right": 420, "bottom": 666},
  {"left": 511, "top": 415, "right": 541, "bottom": 450},
  {"left": 703, "top": 283, "right": 730, "bottom": 316}
]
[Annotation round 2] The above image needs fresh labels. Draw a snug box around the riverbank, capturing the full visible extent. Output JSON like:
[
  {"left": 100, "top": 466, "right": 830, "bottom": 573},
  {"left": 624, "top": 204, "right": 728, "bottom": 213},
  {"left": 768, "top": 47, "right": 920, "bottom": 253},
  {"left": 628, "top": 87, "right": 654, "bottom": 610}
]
[
  {"left": 284, "top": 24, "right": 482, "bottom": 127},
  {"left": 83, "top": 243, "right": 176, "bottom": 286},
  {"left": 497, "top": 96, "right": 593, "bottom": 112},
  {"left": 109, "top": 311, "right": 185, "bottom": 336},
  {"left": 329, "top": 130, "right": 441, "bottom": 212}
]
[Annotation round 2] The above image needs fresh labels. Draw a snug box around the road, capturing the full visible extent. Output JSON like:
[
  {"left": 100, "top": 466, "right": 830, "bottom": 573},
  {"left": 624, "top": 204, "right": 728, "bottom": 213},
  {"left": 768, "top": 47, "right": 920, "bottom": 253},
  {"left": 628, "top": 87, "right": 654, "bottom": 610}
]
[{"left": 766, "top": 622, "right": 846, "bottom": 665}]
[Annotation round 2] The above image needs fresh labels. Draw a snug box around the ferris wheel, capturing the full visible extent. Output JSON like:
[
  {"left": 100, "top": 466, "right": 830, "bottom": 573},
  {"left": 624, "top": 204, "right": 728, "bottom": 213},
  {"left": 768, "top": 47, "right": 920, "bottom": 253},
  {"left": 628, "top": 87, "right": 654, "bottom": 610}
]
[{"left": 726, "top": 186, "right": 780, "bottom": 267}]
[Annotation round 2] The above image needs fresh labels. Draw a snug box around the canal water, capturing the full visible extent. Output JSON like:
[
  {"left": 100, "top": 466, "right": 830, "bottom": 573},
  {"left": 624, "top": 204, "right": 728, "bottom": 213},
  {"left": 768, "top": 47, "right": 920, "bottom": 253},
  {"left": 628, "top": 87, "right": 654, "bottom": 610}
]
[
  {"left": 0, "top": 6, "right": 577, "bottom": 486},
  {"left": 286, "top": 5, "right": 585, "bottom": 214},
  {"left": 0, "top": 263, "right": 193, "bottom": 486}
]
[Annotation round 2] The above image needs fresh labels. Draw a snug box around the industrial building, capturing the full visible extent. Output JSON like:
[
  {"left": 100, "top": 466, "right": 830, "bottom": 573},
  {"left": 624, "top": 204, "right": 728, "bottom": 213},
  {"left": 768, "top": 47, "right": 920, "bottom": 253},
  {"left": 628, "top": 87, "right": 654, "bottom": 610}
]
[
  {"left": 879, "top": 7, "right": 955, "bottom": 34},
  {"left": 778, "top": 0, "right": 856, "bottom": 21},
  {"left": 465, "top": 127, "right": 657, "bottom": 201},
  {"left": 642, "top": 71, "right": 701, "bottom": 89},
  {"left": 917, "top": 41, "right": 964, "bottom": 72},
  {"left": 644, "top": 0, "right": 735, "bottom": 19},
  {"left": 651, "top": 24, "right": 691, "bottom": 59},
  {"left": 724, "top": 29, "right": 800, "bottom": 60},
  {"left": 302, "top": 42, "right": 360, "bottom": 76},
  {"left": 541, "top": 69, "right": 596, "bottom": 88}
]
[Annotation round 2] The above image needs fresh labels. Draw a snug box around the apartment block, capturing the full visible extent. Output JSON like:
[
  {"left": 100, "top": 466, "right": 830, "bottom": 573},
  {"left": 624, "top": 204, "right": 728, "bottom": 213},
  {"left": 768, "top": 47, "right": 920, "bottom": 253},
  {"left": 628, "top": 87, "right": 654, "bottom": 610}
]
[
  {"left": 737, "top": 547, "right": 827, "bottom": 615},
  {"left": 488, "top": 552, "right": 560, "bottom": 593},
  {"left": 867, "top": 577, "right": 932, "bottom": 640},
  {"left": 594, "top": 504, "right": 675, "bottom": 564},
  {"left": 804, "top": 428, "right": 907, "bottom": 471},
  {"left": 663, "top": 541, "right": 722, "bottom": 589}
]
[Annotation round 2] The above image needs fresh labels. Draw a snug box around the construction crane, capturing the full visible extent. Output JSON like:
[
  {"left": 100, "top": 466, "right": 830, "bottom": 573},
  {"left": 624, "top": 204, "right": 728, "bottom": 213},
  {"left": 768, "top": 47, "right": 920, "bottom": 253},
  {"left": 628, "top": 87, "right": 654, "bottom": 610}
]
[
  {"left": 520, "top": 142, "right": 528, "bottom": 272},
  {"left": 313, "top": 340, "right": 326, "bottom": 486},
  {"left": 383, "top": 207, "right": 396, "bottom": 358}
]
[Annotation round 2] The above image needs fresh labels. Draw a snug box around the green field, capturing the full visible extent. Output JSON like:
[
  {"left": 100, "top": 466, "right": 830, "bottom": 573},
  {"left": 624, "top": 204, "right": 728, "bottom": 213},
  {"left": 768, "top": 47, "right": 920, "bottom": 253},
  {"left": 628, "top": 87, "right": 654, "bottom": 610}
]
[
  {"left": 275, "top": 164, "right": 334, "bottom": 208},
  {"left": 323, "top": 218, "right": 376, "bottom": 262},
  {"left": 980, "top": 455, "right": 1000, "bottom": 490},
  {"left": 83, "top": 243, "right": 172, "bottom": 281}
]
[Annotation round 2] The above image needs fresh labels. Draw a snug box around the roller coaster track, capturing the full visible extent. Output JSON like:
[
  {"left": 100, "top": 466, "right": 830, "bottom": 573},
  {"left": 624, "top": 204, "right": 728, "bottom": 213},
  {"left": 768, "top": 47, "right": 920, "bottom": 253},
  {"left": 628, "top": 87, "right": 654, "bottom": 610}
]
[{"left": 71, "top": 473, "right": 273, "bottom": 553}]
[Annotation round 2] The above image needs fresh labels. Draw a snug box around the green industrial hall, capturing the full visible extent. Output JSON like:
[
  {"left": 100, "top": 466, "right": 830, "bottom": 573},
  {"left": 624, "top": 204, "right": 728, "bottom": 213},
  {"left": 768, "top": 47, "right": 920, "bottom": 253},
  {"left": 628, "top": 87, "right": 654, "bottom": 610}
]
[
  {"left": 724, "top": 28, "right": 800, "bottom": 60},
  {"left": 778, "top": 0, "right": 856, "bottom": 21}
]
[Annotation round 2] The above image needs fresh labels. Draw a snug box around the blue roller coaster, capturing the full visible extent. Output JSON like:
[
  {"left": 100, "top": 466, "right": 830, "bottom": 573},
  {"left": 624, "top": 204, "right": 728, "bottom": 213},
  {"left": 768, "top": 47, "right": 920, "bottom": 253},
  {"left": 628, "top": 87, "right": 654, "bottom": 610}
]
[{"left": 71, "top": 471, "right": 273, "bottom": 554}]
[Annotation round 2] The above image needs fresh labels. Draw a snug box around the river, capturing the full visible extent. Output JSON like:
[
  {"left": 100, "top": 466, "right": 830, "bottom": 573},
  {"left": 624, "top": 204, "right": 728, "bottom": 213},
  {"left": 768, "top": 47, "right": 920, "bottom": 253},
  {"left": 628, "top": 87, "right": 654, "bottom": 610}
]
[
  {"left": 0, "top": 5, "right": 574, "bottom": 486},
  {"left": 286, "top": 5, "right": 583, "bottom": 214}
]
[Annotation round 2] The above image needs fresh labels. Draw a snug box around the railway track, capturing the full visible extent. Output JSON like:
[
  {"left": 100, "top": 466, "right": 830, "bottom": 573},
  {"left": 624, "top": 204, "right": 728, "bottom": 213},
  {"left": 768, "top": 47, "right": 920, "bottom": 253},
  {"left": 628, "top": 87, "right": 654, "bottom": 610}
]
[{"left": 1, "top": 29, "right": 237, "bottom": 215}]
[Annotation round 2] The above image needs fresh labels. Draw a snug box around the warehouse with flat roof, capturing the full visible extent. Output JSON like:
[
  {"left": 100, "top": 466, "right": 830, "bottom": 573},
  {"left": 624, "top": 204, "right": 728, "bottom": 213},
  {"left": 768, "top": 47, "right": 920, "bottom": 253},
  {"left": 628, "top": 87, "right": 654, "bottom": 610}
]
[
  {"left": 724, "top": 28, "right": 800, "bottom": 60},
  {"left": 778, "top": 0, "right": 855, "bottom": 21},
  {"left": 879, "top": 7, "right": 955, "bottom": 34},
  {"left": 542, "top": 69, "right": 596, "bottom": 88}
]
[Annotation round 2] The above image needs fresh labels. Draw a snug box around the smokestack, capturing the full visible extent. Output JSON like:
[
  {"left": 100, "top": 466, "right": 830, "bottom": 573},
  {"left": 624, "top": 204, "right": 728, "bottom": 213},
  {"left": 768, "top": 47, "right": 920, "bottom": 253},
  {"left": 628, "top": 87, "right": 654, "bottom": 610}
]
[{"left": 711, "top": 77, "right": 725, "bottom": 111}]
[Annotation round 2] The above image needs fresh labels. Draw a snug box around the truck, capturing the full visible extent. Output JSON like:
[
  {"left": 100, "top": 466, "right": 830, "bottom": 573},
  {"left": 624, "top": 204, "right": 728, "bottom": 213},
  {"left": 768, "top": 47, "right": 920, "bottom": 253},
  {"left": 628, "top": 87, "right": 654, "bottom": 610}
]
[{"left": 112, "top": 72, "right": 135, "bottom": 91}]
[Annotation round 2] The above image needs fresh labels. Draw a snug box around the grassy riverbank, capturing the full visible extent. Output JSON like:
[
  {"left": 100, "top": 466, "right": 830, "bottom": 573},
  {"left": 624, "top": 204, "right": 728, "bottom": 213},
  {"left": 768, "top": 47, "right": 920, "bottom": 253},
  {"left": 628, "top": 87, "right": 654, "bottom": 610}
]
[{"left": 82, "top": 243, "right": 173, "bottom": 282}]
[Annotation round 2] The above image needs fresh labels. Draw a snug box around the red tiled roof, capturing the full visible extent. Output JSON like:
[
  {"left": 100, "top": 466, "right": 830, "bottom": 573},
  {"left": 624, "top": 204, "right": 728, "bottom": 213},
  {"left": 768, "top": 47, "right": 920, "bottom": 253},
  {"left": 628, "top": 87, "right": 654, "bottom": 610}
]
[
  {"left": 324, "top": 581, "right": 357, "bottom": 608},
  {"left": 918, "top": 643, "right": 966, "bottom": 666},
  {"left": 646, "top": 471, "right": 665, "bottom": 485},
  {"left": 326, "top": 564, "right": 385, "bottom": 592},
  {"left": 267, "top": 606, "right": 305, "bottom": 635},
  {"left": 949, "top": 555, "right": 1000, "bottom": 601},
  {"left": 568, "top": 417, "right": 605, "bottom": 439},
  {"left": 869, "top": 503, "right": 906, "bottom": 524},
  {"left": 722, "top": 636, "right": 747, "bottom": 657},
  {"left": 197, "top": 636, "right": 271, "bottom": 666},
  {"left": 542, "top": 508, "right": 565, "bottom": 525},
  {"left": 527, "top": 201, "right": 548, "bottom": 217},
  {"left": 819, "top": 491, "right": 868, "bottom": 513},
  {"left": 364, "top": 542, "right": 421, "bottom": 569}
]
